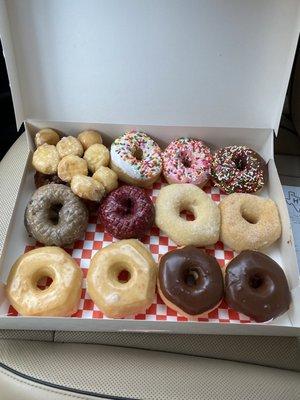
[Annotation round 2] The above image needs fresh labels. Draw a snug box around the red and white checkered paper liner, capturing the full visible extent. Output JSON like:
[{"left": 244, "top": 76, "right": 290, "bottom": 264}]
[{"left": 6, "top": 179, "right": 254, "bottom": 323}]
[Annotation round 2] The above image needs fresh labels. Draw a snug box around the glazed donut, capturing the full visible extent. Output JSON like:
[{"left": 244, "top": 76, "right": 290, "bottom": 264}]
[
  {"left": 158, "top": 246, "right": 224, "bottom": 318},
  {"left": 211, "top": 145, "right": 267, "bottom": 193},
  {"left": 56, "top": 136, "right": 83, "bottom": 158},
  {"left": 87, "top": 239, "right": 157, "bottom": 318},
  {"left": 35, "top": 129, "right": 60, "bottom": 147},
  {"left": 78, "top": 130, "right": 102, "bottom": 150},
  {"left": 110, "top": 130, "right": 162, "bottom": 188},
  {"left": 99, "top": 185, "right": 154, "bottom": 239},
  {"left": 71, "top": 175, "right": 105, "bottom": 202},
  {"left": 225, "top": 250, "right": 291, "bottom": 322},
  {"left": 34, "top": 171, "right": 65, "bottom": 188},
  {"left": 32, "top": 144, "right": 60, "bottom": 175},
  {"left": 162, "top": 138, "right": 212, "bottom": 187},
  {"left": 57, "top": 155, "right": 88, "bottom": 183},
  {"left": 93, "top": 166, "right": 118, "bottom": 193},
  {"left": 219, "top": 193, "right": 281, "bottom": 251},
  {"left": 155, "top": 184, "right": 220, "bottom": 246},
  {"left": 84, "top": 143, "right": 110, "bottom": 172},
  {"left": 25, "top": 184, "right": 89, "bottom": 246},
  {"left": 6, "top": 247, "right": 82, "bottom": 316}
]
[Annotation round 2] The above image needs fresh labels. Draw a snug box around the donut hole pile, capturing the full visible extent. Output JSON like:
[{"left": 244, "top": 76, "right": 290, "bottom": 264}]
[{"left": 32, "top": 128, "right": 118, "bottom": 202}]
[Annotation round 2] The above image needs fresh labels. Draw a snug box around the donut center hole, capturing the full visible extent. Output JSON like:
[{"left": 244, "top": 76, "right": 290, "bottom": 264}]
[
  {"left": 184, "top": 269, "right": 200, "bottom": 287},
  {"left": 241, "top": 209, "right": 258, "bottom": 224},
  {"left": 249, "top": 273, "right": 264, "bottom": 289},
  {"left": 132, "top": 147, "right": 143, "bottom": 161},
  {"left": 117, "top": 269, "right": 131, "bottom": 283},
  {"left": 49, "top": 203, "right": 63, "bottom": 225},
  {"left": 180, "top": 205, "right": 195, "bottom": 221},
  {"left": 35, "top": 275, "right": 53, "bottom": 291},
  {"left": 233, "top": 157, "right": 246, "bottom": 171},
  {"left": 121, "top": 198, "right": 134, "bottom": 215},
  {"left": 180, "top": 151, "right": 192, "bottom": 168}
]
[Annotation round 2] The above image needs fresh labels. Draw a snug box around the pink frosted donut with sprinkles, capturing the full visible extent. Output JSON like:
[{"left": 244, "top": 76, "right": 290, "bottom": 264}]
[
  {"left": 162, "top": 138, "right": 212, "bottom": 187},
  {"left": 211, "top": 145, "right": 267, "bottom": 194},
  {"left": 110, "top": 130, "right": 162, "bottom": 188}
]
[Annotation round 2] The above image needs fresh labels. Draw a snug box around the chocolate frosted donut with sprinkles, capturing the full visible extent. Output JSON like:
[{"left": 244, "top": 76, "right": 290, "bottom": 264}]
[
  {"left": 110, "top": 131, "right": 162, "bottom": 188},
  {"left": 162, "top": 138, "right": 212, "bottom": 187},
  {"left": 211, "top": 145, "right": 267, "bottom": 194}
]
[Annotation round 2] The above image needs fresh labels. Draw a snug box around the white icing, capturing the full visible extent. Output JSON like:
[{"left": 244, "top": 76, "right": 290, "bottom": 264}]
[{"left": 111, "top": 145, "right": 142, "bottom": 180}]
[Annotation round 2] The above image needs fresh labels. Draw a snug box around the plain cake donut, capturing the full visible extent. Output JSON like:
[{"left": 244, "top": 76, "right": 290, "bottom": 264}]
[
  {"left": 87, "top": 239, "right": 157, "bottom": 318},
  {"left": 155, "top": 184, "right": 220, "bottom": 246},
  {"left": 219, "top": 193, "right": 281, "bottom": 251},
  {"left": 6, "top": 247, "right": 82, "bottom": 316}
]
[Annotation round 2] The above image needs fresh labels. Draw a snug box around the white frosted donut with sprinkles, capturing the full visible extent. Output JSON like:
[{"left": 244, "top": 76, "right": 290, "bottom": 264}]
[
  {"left": 110, "top": 130, "right": 162, "bottom": 188},
  {"left": 162, "top": 138, "right": 212, "bottom": 187}
]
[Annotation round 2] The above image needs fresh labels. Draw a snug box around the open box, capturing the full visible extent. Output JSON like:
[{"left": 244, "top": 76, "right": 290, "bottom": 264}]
[{"left": 0, "top": 0, "right": 300, "bottom": 335}]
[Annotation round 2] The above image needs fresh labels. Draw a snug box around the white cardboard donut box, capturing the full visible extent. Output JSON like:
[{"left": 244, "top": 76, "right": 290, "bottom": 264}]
[{"left": 0, "top": 0, "right": 299, "bottom": 336}]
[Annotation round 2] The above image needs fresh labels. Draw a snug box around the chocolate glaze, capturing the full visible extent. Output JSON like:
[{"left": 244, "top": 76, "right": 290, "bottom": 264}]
[
  {"left": 225, "top": 250, "right": 291, "bottom": 322},
  {"left": 158, "top": 246, "right": 224, "bottom": 316}
]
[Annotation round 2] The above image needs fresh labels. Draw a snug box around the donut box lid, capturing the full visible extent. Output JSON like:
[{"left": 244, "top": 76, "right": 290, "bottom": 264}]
[{"left": 0, "top": 0, "right": 300, "bottom": 132}]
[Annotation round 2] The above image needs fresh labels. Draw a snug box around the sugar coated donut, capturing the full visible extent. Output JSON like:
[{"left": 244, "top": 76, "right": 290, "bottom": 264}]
[
  {"left": 87, "top": 239, "right": 157, "bottom": 318},
  {"left": 78, "top": 130, "right": 102, "bottom": 150},
  {"left": 158, "top": 246, "right": 224, "bottom": 318},
  {"left": 162, "top": 138, "right": 212, "bottom": 187},
  {"left": 100, "top": 185, "right": 154, "bottom": 239},
  {"left": 56, "top": 136, "right": 83, "bottom": 158},
  {"left": 35, "top": 129, "right": 60, "bottom": 147},
  {"left": 6, "top": 247, "right": 82, "bottom": 316},
  {"left": 32, "top": 144, "right": 60, "bottom": 175},
  {"left": 25, "top": 184, "right": 88, "bottom": 246},
  {"left": 155, "top": 184, "right": 220, "bottom": 246},
  {"left": 211, "top": 145, "right": 267, "bottom": 193},
  {"left": 225, "top": 251, "right": 291, "bottom": 322},
  {"left": 110, "top": 130, "right": 162, "bottom": 188},
  {"left": 71, "top": 175, "right": 105, "bottom": 202},
  {"left": 219, "top": 193, "right": 281, "bottom": 252}
]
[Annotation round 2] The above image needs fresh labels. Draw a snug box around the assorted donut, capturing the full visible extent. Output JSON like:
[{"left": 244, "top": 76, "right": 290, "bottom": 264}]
[{"left": 5, "top": 127, "right": 292, "bottom": 323}]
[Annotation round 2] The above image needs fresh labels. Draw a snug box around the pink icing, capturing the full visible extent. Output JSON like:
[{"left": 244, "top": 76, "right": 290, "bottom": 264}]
[{"left": 162, "top": 138, "right": 212, "bottom": 187}]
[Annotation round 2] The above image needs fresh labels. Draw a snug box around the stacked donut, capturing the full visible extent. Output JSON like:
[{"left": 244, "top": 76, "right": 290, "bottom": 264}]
[{"left": 5, "top": 127, "right": 291, "bottom": 323}]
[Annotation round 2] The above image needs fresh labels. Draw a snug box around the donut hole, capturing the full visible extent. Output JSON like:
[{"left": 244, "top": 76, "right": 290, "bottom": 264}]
[
  {"left": 180, "top": 210, "right": 195, "bottom": 221},
  {"left": 241, "top": 209, "right": 259, "bottom": 224},
  {"left": 249, "top": 273, "right": 264, "bottom": 289},
  {"left": 120, "top": 198, "right": 134, "bottom": 216},
  {"left": 117, "top": 269, "right": 131, "bottom": 284},
  {"left": 180, "top": 151, "right": 192, "bottom": 168},
  {"left": 132, "top": 147, "right": 143, "bottom": 161},
  {"left": 184, "top": 268, "right": 201, "bottom": 287},
  {"left": 233, "top": 156, "right": 247, "bottom": 171},
  {"left": 48, "top": 203, "right": 63, "bottom": 225},
  {"left": 33, "top": 271, "right": 54, "bottom": 291}
]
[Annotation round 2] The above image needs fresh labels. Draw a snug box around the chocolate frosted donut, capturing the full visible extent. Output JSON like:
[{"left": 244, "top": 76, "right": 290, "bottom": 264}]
[
  {"left": 211, "top": 146, "right": 267, "bottom": 193},
  {"left": 25, "top": 184, "right": 89, "bottom": 246},
  {"left": 225, "top": 251, "right": 291, "bottom": 322},
  {"left": 158, "top": 246, "right": 224, "bottom": 317}
]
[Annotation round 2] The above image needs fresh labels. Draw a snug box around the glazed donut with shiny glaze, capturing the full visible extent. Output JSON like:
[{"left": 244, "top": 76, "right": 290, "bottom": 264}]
[
  {"left": 158, "top": 246, "right": 224, "bottom": 318},
  {"left": 225, "top": 250, "right": 291, "bottom": 322},
  {"left": 87, "top": 239, "right": 157, "bottom": 318},
  {"left": 6, "top": 247, "right": 82, "bottom": 316}
]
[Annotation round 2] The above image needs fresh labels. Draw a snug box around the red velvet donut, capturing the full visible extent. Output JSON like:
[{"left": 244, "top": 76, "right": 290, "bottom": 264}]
[{"left": 99, "top": 185, "right": 154, "bottom": 239}]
